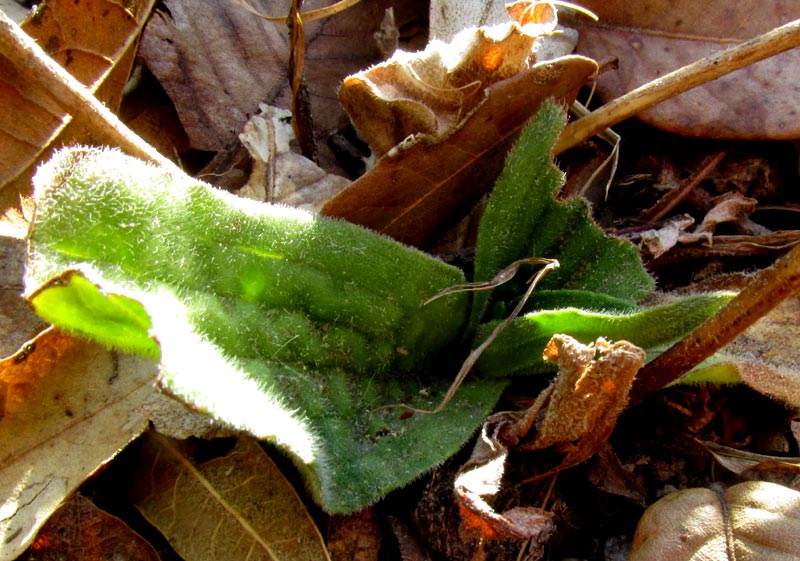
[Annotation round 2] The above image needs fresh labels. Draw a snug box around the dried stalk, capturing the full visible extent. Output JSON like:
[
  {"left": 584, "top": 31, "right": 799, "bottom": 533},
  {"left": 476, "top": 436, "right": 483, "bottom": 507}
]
[
  {"left": 554, "top": 18, "right": 800, "bottom": 155},
  {"left": 631, "top": 242, "right": 800, "bottom": 402}
]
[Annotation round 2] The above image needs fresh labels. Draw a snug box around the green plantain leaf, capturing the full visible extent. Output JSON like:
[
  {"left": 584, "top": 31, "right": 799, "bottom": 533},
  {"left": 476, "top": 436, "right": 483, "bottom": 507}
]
[
  {"left": 26, "top": 147, "right": 503, "bottom": 513},
  {"left": 470, "top": 101, "right": 654, "bottom": 327}
]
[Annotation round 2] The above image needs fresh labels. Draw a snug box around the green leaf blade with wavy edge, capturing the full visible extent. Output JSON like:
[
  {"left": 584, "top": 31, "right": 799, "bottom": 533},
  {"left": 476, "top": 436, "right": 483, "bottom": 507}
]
[{"left": 470, "top": 101, "right": 655, "bottom": 329}]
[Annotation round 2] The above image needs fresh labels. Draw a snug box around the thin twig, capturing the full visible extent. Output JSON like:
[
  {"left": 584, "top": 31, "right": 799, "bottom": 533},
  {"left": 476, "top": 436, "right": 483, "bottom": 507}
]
[
  {"left": 640, "top": 151, "right": 726, "bottom": 223},
  {"left": 554, "top": 18, "right": 800, "bottom": 155},
  {"left": 0, "top": 12, "right": 178, "bottom": 174},
  {"left": 630, "top": 242, "right": 800, "bottom": 403}
]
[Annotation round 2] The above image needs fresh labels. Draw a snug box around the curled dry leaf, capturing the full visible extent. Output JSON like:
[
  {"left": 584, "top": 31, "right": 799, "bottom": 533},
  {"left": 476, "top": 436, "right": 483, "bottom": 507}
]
[
  {"left": 629, "top": 481, "right": 800, "bottom": 560},
  {"left": 339, "top": 2, "right": 568, "bottom": 156},
  {"left": 454, "top": 418, "right": 556, "bottom": 545},
  {"left": 0, "top": 329, "right": 157, "bottom": 561},
  {"left": 449, "top": 334, "right": 642, "bottom": 548},
  {"left": 571, "top": 0, "right": 800, "bottom": 139},
  {"left": 527, "top": 335, "right": 644, "bottom": 454},
  {"left": 324, "top": 11, "right": 596, "bottom": 246},
  {"left": 132, "top": 432, "right": 331, "bottom": 561}
]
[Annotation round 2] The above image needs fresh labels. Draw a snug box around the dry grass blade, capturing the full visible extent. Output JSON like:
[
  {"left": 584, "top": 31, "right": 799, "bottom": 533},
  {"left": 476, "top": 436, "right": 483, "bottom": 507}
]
[
  {"left": 395, "top": 258, "right": 559, "bottom": 415},
  {"left": 554, "top": 18, "right": 800, "bottom": 154}
]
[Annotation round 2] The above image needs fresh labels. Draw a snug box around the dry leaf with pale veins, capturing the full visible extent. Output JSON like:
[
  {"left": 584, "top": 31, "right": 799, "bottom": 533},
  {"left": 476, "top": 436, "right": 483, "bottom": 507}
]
[
  {"left": 629, "top": 481, "right": 800, "bottom": 560},
  {"left": 0, "top": 329, "right": 157, "bottom": 561},
  {"left": 26, "top": 494, "right": 161, "bottom": 561},
  {"left": 571, "top": 0, "right": 800, "bottom": 139},
  {"left": 132, "top": 432, "right": 331, "bottom": 561},
  {"left": 522, "top": 335, "right": 644, "bottom": 475}
]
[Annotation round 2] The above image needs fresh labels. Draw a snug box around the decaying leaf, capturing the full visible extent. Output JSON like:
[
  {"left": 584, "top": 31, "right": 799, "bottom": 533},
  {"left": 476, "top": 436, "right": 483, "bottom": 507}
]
[
  {"left": 571, "top": 0, "right": 800, "bottom": 139},
  {"left": 132, "top": 432, "right": 331, "bottom": 561},
  {"left": 0, "top": 329, "right": 157, "bottom": 561},
  {"left": 521, "top": 335, "right": 644, "bottom": 471},
  {"left": 27, "top": 494, "right": 161, "bottom": 561},
  {"left": 323, "top": 5, "right": 596, "bottom": 247},
  {"left": 682, "top": 295, "right": 800, "bottom": 407},
  {"left": 450, "top": 334, "right": 643, "bottom": 548},
  {"left": 339, "top": 2, "right": 566, "bottom": 156},
  {"left": 323, "top": 55, "right": 596, "bottom": 247},
  {"left": 628, "top": 481, "right": 800, "bottom": 560}
]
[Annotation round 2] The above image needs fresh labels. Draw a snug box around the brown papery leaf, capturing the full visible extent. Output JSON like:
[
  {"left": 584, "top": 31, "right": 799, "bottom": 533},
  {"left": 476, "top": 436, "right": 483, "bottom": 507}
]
[
  {"left": 339, "top": 9, "right": 560, "bottom": 157},
  {"left": 0, "top": 329, "right": 157, "bottom": 561},
  {"left": 132, "top": 432, "right": 331, "bottom": 561},
  {"left": 27, "top": 494, "right": 161, "bottom": 561},
  {"left": 0, "top": 0, "right": 155, "bottom": 233},
  {"left": 522, "top": 335, "right": 644, "bottom": 474},
  {"left": 323, "top": 55, "right": 596, "bottom": 247},
  {"left": 629, "top": 481, "right": 800, "bottom": 560},
  {"left": 571, "top": 0, "right": 800, "bottom": 139}
]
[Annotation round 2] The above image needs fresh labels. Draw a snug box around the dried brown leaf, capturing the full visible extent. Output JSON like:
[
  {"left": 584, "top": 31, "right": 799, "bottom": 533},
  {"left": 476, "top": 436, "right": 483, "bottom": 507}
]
[
  {"left": 0, "top": 0, "right": 157, "bottom": 233},
  {"left": 685, "top": 295, "right": 800, "bottom": 407},
  {"left": 629, "top": 481, "right": 800, "bottom": 560},
  {"left": 571, "top": 0, "right": 800, "bottom": 139},
  {"left": 339, "top": 12, "right": 559, "bottom": 156},
  {"left": 0, "top": 329, "right": 157, "bottom": 560},
  {"left": 323, "top": 55, "right": 596, "bottom": 247},
  {"left": 132, "top": 432, "right": 331, "bottom": 561},
  {"left": 26, "top": 494, "right": 161, "bottom": 561},
  {"left": 529, "top": 335, "right": 644, "bottom": 452}
]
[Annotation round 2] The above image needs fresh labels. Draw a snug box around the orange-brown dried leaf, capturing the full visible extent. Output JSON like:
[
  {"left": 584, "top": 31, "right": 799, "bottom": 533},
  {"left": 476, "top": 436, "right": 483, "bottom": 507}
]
[
  {"left": 523, "top": 335, "right": 644, "bottom": 471},
  {"left": 324, "top": 55, "right": 597, "bottom": 247},
  {"left": 27, "top": 494, "right": 161, "bottom": 561},
  {"left": 339, "top": 14, "right": 558, "bottom": 156},
  {"left": 571, "top": 0, "right": 800, "bottom": 139}
]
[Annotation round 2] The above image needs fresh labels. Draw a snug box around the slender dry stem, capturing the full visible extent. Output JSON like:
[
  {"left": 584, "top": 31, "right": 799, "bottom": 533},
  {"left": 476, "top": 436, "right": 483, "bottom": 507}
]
[
  {"left": 631, "top": 242, "right": 800, "bottom": 402},
  {"left": 554, "top": 18, "right": 800, "bottom": 155}
]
